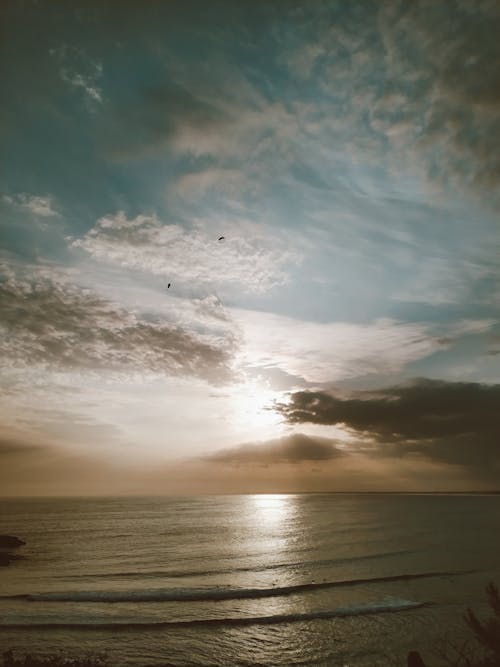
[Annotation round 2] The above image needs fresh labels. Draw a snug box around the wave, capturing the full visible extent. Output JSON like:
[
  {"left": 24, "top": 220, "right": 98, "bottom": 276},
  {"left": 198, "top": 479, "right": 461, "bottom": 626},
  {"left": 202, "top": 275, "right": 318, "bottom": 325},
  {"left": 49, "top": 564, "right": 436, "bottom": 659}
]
[
  {"left": 0, "top": 598, "right": 430, "bottom": 629},
  {"left": 58, "top": 548, "right": 416, "bottom": 581},
  {"left": 2, "top": 569, "right": 471, "bottom": 604}
]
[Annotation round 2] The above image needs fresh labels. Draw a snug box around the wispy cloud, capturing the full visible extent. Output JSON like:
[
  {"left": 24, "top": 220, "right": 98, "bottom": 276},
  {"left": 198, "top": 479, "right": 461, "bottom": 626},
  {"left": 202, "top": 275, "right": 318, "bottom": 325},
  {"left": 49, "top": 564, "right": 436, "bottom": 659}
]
[
  {"left": 72, "top": 211, "right": 300, "bottom": 295},
  {"left": 3, "top": 193, "right": 59, "bottom": 217},
  {"left": 50, "top": 45, "right": 103, "bottom": 105},
  {"left": 102, "top": 81, "right": 228, "bottom": 160},
  {"left": 380, "top": 1, "right": 500, "bottom": 200},
  {"left": 275, "top": 2, "right": 500, "bottom": 205},
  {"left": 234, "top": 309, "right": 453, "bottom": 384},
  {"left": 61, "top": 70, "right": 103, "bottom": 103},
  {"left": 171, "top": 168, "right": 251, "bottom": 201}
]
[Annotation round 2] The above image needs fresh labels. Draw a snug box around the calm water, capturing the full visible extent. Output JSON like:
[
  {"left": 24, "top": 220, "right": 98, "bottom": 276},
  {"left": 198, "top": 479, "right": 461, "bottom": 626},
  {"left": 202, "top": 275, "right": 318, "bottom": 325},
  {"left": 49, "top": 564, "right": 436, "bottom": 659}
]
[{"left": 0, "top": 494, "right": 499, "bottom": 666}]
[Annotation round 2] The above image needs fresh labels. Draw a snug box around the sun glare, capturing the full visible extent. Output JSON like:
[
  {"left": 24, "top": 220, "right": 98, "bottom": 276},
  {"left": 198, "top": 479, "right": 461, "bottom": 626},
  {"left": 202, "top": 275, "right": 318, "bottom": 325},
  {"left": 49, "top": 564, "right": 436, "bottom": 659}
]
[{"left": 231, "top": 382, "right": 284, "bottom": 433}]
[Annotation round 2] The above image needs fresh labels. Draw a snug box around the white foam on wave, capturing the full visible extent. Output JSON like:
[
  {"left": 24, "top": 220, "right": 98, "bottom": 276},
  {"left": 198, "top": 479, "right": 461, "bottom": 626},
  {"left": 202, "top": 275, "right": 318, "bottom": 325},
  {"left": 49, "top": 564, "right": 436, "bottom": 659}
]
[{"left": 0, "top": 598, "right": 430, "bottom": 629}]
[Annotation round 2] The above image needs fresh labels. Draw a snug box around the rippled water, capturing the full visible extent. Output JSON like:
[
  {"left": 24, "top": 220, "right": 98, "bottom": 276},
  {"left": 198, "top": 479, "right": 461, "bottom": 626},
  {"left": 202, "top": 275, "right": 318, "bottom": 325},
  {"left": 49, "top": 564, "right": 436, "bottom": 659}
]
[{"left": 0, "top": 494, "right": 499, "bottom": 666}]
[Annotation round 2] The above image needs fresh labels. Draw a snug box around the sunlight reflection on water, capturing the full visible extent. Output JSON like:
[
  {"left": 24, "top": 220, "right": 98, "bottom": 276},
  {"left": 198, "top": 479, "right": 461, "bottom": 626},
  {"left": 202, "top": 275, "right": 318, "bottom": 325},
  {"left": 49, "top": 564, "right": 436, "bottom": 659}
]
[
  {"left": 249, "top": 493, "right": 294, "bottom": 525},
  {"left": 243, "top": 495, "right": 299, "bottom": 639}
]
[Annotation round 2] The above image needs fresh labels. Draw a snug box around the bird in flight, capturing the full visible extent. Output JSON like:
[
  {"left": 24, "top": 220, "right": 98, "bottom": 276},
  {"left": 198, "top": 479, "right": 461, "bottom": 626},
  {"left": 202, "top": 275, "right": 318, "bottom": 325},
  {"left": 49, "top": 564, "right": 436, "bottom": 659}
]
[
  {"left": 167, "top": 283, "right": 171, "bottom": 289},
  {"left": 218, "top": 236, "right": 225, "bottom": 241}
]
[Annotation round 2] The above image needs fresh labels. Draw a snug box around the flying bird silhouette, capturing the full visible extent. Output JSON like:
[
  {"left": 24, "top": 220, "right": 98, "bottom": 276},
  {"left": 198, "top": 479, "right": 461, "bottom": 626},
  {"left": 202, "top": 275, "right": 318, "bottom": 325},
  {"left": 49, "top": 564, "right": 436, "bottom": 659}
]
[
  {"left": 218, "top": 236, "right": 225, "bottom": 241},
  {"left": 167, "top": 283, "right": 171, "bottom": 289}
]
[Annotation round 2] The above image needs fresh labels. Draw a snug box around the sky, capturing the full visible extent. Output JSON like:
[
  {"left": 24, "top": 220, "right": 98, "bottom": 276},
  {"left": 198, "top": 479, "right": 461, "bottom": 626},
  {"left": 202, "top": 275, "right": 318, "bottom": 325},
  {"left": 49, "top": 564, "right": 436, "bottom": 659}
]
[{"left": 1, "top": 0, "right": 500, "bottom": 495}]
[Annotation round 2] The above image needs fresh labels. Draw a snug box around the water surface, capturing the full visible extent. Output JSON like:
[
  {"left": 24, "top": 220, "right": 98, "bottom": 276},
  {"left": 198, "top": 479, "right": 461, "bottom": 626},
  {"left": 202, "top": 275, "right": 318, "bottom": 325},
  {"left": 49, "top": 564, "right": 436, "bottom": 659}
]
[{"left": 1, "top": 494, "right": 499, "bottom": 666}]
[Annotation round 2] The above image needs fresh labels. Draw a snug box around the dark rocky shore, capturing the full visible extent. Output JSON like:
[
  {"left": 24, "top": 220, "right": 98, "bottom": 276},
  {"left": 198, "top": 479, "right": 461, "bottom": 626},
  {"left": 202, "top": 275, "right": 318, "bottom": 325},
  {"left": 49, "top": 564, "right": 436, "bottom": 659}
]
[
  {"left": 0, "top": 535, "right": 25, "bottom": 566},
  {"left": 0, "top": 535, "right": 25, "bottom": 548}
]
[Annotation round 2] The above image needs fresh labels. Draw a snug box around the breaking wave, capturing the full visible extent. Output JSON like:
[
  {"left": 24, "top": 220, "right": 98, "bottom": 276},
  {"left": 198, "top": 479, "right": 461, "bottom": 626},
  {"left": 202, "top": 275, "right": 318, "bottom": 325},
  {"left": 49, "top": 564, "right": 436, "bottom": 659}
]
[
  {"left": 0, "top": 598, "right": 430, "bottom": 629},
  {"left": 3, "top": 569, "right": 471, "bottom": 603}
]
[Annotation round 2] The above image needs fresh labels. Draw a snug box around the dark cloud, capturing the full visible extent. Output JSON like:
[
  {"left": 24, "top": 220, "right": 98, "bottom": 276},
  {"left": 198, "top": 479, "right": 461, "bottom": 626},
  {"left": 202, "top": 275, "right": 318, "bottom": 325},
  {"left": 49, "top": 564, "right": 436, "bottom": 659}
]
[
  {"left": 0, "top": 268, "right": 235, "bottom": 382},
  {"left": 275, "top": 379, "right": 500, "bottom": 471},
  {"left": 205, "top": 432, "right": 344, "bottom": 465}
]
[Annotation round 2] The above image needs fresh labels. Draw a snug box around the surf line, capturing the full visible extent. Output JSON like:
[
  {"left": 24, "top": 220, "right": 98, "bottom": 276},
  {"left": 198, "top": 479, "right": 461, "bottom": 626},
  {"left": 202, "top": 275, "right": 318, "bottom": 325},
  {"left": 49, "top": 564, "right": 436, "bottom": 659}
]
[
  {"left": 5, "top": 569, "right": 474, "bottom": 604},
  {"left": 0, "top": 600, "right": 432, "bottom": 630}
]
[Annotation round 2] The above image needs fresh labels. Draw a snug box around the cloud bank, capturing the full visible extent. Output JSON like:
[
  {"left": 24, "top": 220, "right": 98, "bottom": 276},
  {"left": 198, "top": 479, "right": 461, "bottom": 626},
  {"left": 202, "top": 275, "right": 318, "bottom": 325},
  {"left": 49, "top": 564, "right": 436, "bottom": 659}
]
[
  {"left": 205, "top": 432, "right": 344, "bottom": 465},
  {"left": 276, "top": 379, "right": 500, "bottom": 475}
]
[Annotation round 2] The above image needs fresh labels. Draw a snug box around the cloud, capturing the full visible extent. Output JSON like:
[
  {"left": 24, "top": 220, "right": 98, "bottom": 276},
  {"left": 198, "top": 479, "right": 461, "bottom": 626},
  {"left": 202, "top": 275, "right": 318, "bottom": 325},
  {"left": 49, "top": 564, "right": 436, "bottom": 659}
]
[
  {"left": 62, "top": 71, "right": 103, "bottom": 103},
  {"left": 72, "top": 211, "right": 300, "bottom": 295},
  {"left": 0, "top": 264, "right": 235, "bottom": 383},
  {"left": 376, "top": 1, "right": 500, "bottom": 200},
  {"left": 374, "top": 2, "right": 500, "bottom": 202},
  {"left": 50, "top": 45, "right": 103, "bottom": 105},
  {"left": 100, "top": 54, "right": 304, "bottom": 173},
  {"left": 204, "top": 432, "right": 344, "bottom": 465},
  {"left": 391, "top": 257, "right": 499, "bottom": 306},
  {"left": 3, "top": 193, "right": 59, "bottom": 217},
  {"left": 102, "top": 81, "right": 228, "bottom": 159},
  {"left": 275, "top": 379, "right": 500, "bottom": 474},
  {"left": 4, "top": 1, "right": 500, "bottom": 209},
  {"left": 234, "top": 309, "right": 453, "bottom": 384},
  {"left": 276, "top": 2, "right": 500, "bottom": 205}
]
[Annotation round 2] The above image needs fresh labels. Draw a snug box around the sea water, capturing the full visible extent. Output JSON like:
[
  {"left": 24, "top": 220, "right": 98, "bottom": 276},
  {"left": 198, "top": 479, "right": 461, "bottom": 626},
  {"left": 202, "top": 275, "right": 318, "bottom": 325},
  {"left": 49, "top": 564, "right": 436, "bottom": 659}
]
[{"left": 0, "top": 494, "right": 499, "bottom": 666}]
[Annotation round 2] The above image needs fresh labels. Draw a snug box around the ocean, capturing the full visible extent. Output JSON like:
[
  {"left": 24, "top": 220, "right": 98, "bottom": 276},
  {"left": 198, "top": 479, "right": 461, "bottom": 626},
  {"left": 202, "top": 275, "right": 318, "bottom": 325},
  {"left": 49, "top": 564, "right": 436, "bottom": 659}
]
[{"left": 0, "top": 494, "right": 499, "bottom": 666}]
